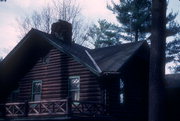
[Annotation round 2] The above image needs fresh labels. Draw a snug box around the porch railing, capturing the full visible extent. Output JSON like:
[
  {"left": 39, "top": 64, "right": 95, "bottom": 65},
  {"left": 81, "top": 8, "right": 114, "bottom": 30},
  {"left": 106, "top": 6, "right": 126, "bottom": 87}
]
[
  {"left": 5, "top": 102, "right": 25, "bottom": 117},
  {"left": 28, "top": 99, "right": 68, "bottom": 116},
  {"left": 72, "top": 101, "right": 105, "bottom": 116},
  {"left": 0, "top": 99, "right": 106, "bottom": 117}
]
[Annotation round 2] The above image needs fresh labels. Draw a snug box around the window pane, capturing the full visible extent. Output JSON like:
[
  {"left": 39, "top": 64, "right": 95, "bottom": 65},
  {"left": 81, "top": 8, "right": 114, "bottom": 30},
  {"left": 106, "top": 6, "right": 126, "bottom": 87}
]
[
  {"left": 120, "top": 79, "right": 124, "bottom": 89},
  {"left": 70, "top": 77, "right": 80, "bottom": 90},
  {"left": 33, "top": 82, "right": 41, "bottom": 93},
  {"left": 71, "top": 91, "right": 80, "bottom": 101},
  {"left": 69, "top": 76, "right": 80, "bottom": 101},
  {"left": 120, "top": 93, "right": 124, "bottom": 104},
  {"left": 120, "top": 78, "right": 125, "bottom": 104},
  {"left": 34, "top": 94, "right": 41, "bottom": 101},
  {"left": 9, "top": 89, "right": 19, "bottom": 102},
  {"left": 32, "top": 81, "right": 42, "bottom": 101}
]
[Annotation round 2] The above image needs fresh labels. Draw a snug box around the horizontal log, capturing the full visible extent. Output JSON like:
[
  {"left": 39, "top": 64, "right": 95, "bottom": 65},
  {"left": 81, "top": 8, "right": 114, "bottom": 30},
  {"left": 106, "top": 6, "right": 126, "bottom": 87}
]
[
  {"left": 80, "top": 93, "right": 101, "bottom": 97},
  {"left": 17, "top": 48, "right": 101, "bottom": 102},
  {"left": 25, "top": 67, "right": 90, "bottom": 76},
  {"left": 42, "top": 94, "right": 64, "bottom": 99},
  {"left": 24, "top": 70, "right": 89, "bottom": 79}
]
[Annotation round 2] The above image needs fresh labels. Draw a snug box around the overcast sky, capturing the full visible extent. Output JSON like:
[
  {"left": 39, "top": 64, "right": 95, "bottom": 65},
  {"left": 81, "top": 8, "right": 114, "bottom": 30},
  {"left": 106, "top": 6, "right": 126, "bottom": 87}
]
[
  {"left": 0, "top": 0, "right": 120, "bottom": 57},
  {"left": 0, "top": 0, "right": 180, "bottom": 73}
]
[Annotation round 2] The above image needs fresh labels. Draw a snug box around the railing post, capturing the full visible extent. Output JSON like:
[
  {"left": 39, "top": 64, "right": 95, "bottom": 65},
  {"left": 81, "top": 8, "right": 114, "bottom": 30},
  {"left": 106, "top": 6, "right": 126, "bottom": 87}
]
[
  {"left": 67, "top": 97, "right": 72, "bottom": 117},
  {"left": 24, "top": 100, "right": 29, "bottom": 117},
  {"left": 52, "top": 101, "right": 55, "bottom": 113},
  {"left": 0, "top": 103, "right": 6, "bottom": 118}
]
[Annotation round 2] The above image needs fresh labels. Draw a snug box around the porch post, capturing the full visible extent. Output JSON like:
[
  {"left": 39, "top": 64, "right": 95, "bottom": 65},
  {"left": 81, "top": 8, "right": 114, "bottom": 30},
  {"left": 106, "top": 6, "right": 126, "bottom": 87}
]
[
  {"left": 67, "top": 97, "right": 72, "bottom": 116},
  {"left": 24, "top": 100, "right": 29, "bottom": 117},
  {"left": 0, "top": 103, "right": 6, "bottom": 118}
]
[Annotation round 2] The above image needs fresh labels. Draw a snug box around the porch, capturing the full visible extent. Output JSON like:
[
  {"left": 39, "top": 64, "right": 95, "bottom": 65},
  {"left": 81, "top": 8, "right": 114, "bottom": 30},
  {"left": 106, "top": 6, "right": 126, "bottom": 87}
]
[{"left": 0, "top": 99, "right": 108, "bottom": 120}]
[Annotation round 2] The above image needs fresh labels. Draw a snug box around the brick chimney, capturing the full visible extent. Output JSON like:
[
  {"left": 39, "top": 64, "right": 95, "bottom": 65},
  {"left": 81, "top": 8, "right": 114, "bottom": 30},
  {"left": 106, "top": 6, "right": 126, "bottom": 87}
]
[{"left": 51, "top": 20, "right": 72, "bottom": 44}]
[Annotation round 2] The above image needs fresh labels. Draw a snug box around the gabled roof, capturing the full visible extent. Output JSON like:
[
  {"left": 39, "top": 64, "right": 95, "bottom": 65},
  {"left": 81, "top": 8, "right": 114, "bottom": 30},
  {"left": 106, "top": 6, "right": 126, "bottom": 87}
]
[
  {"left": 35, "top": 29, "right": 99, "bottom": 75},
  {"left": 0, "top": 29, "right": 149, "bottom": 79},
  {"left": 90, "top": 41, "right": 148, "bottom": 72}
]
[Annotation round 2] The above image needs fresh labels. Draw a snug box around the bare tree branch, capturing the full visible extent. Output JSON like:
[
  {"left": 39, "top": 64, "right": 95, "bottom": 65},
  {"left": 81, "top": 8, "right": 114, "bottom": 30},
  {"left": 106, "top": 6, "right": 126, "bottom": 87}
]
[{"left": 16, "top": 0, "right": 89, "bottom": 45}]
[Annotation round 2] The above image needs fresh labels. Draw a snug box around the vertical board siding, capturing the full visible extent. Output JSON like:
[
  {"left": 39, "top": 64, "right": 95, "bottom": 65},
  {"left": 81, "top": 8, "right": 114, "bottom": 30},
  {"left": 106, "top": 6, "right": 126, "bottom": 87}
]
[{"left": 18, "top": 48, "right": 102, "bottom": 102}]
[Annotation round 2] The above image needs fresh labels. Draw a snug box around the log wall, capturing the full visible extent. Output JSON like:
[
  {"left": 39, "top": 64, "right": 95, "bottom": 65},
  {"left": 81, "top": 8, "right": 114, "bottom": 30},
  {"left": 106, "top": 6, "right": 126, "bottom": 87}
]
[{"left": 18, "top": 47, "right": 102, "bottom": 102}]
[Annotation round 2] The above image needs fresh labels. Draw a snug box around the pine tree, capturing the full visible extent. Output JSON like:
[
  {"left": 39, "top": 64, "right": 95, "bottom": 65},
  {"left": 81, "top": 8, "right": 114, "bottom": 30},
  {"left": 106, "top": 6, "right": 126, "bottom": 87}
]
[
  {"left": 87, "top": 20, "right": 121, "bottom": 48},
  {"left": 166, "top": 36, "right": 180, "bottom": 72},
  {"left": 89, "top": 0, "right": 180, "bottom": 71},
  {"left": 108, "top": 0, "right": 151, "bottom": 42},
  {"left": 108, "top": 0, "right": 180, "bottom": 42}
]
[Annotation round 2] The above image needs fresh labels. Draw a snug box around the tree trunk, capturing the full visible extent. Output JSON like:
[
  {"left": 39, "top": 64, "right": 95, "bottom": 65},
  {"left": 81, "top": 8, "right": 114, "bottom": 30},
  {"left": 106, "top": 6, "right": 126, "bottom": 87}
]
[{"left": 149, "top": 0, "right": 167, "bottom": 121}]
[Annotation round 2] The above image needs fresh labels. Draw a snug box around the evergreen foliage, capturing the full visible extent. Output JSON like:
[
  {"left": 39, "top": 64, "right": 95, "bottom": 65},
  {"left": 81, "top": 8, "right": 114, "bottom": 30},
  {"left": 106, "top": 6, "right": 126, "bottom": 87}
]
[
  {"left": 88, "top": 0, "right": 180, "bottom": 72},
  {"left": 108, "top": 0, "right": 151, "bottom": 42},
  {"left": 88, "top": 0, "right": 180, "bottom": 45},
  {"left": 87, "top": 20, "right": 121, "bottom": 48},
  {"left": 166, "top": 36, "right": 180, "bottom": 72},
  {"left": 108, "top": 0, "right": 180, "bottom": 42}
]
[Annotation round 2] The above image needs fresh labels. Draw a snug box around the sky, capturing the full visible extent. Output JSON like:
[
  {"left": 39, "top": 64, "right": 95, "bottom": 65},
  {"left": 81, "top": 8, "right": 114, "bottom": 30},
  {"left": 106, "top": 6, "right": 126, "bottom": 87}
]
[
  {"left": 0, "top": 0, "right": 119, "bottom": 57},
  {"left": 0, "top": 0, "right": 180, "bottom": 73}
]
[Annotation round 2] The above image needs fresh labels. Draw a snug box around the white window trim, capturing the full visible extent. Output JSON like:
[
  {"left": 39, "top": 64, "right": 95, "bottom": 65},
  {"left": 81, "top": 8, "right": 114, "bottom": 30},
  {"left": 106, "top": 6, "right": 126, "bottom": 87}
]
[{"left": 68, "top": 76, "right": 80, "bottom": 101}]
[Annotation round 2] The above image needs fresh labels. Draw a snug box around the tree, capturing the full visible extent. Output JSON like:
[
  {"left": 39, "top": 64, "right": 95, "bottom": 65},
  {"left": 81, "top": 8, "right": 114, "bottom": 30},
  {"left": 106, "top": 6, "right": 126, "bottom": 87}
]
[
  {"left": 17, "top": 6, "right": 53, "bottom": 36},
  {"left": 88, "top": 0, "right": 179, "bottom": 72},
  {"left": 149, "top": 0, "right": 167, "bottom": 121},
  {"left": 16, "top": 0, "right": 87, "bottom": 44},
  {"left": 87, "top": 19, "right": 121, "bottom": 48},
  {"left": 107, "top": 0, "right": 180, "bottom": 42},
  {"left": 108, "top": 0, "right": 151, "bottom": 42},
  {"left": 87, "top": 0, "right": 179, "bottom": 48},
  {"left": 166, "top": 35, "right": 180, "bottom": 73}
]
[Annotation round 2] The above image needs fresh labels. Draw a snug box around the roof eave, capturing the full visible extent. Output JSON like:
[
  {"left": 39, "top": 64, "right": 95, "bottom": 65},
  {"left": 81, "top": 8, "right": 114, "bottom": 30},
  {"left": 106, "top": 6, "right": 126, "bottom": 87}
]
[{"left": 37, "top": 32, "right": 101, "bottom": 76}]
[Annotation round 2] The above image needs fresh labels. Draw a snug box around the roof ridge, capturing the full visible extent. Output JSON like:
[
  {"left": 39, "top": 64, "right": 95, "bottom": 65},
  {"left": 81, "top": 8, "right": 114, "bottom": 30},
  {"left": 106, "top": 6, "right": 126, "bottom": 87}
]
[
  {"left": 89, "top": 40, "right": 148, "bottom": 72},
  {"left": 166, "top": 73, "right": 180, "bottom": 76},
  {"left": 85, "top": 50, "right": 102, "bottom": 73},
  {"left": 92, "top": 40, "right": 145, "bottom": 51},
  {"left": 34, "top": 28, "right": 91, "bottom": 51}
]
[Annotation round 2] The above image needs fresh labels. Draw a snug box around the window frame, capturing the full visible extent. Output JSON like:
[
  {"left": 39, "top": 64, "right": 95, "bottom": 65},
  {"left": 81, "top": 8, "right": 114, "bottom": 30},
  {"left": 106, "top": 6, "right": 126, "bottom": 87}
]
[
  {"left": 9, "top": 88, "right": 20, "bottom": 102},
  {"left": 40, "top": 54, "right": 50, "bottom": 64},
  {"left": 119, "top": 78, "right": 125, "bottom": 104},
  {"left": 31, "top": 80, "right": 42, "bottom": 101},
  {"left": 68, "top": 76, "right": 80, "bottom": 101}
]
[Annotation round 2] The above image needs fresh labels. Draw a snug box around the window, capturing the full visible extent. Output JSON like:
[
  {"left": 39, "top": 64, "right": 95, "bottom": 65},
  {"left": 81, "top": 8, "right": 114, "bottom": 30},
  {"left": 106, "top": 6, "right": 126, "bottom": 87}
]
[
  {"left": 69, "top": 76, "right": 80, "bottom": 101},
  {"left": 32, "top": 80, "right": 42, "bottom": 101},
  {"left": 40, "top": 55, "right": 49, "bottom": 64},
  {"left": 8, "top": 88, "right": 20, "bottom": 102},
  {"left": 119, "top": 78, "right": 125, "bottom": 104}
]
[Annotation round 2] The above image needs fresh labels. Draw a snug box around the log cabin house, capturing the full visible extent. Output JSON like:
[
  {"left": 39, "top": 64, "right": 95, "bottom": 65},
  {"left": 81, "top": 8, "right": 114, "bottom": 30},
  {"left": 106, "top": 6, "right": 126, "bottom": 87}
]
[{"left": 0, "top": 20, "right": 150, "bottom": 121}]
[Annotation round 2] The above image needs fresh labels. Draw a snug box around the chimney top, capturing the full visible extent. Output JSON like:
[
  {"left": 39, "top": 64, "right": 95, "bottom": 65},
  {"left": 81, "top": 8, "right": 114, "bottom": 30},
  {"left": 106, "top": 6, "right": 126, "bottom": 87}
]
[{"left": 51, "top": 20, "right": 72, "bottom": 44}]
